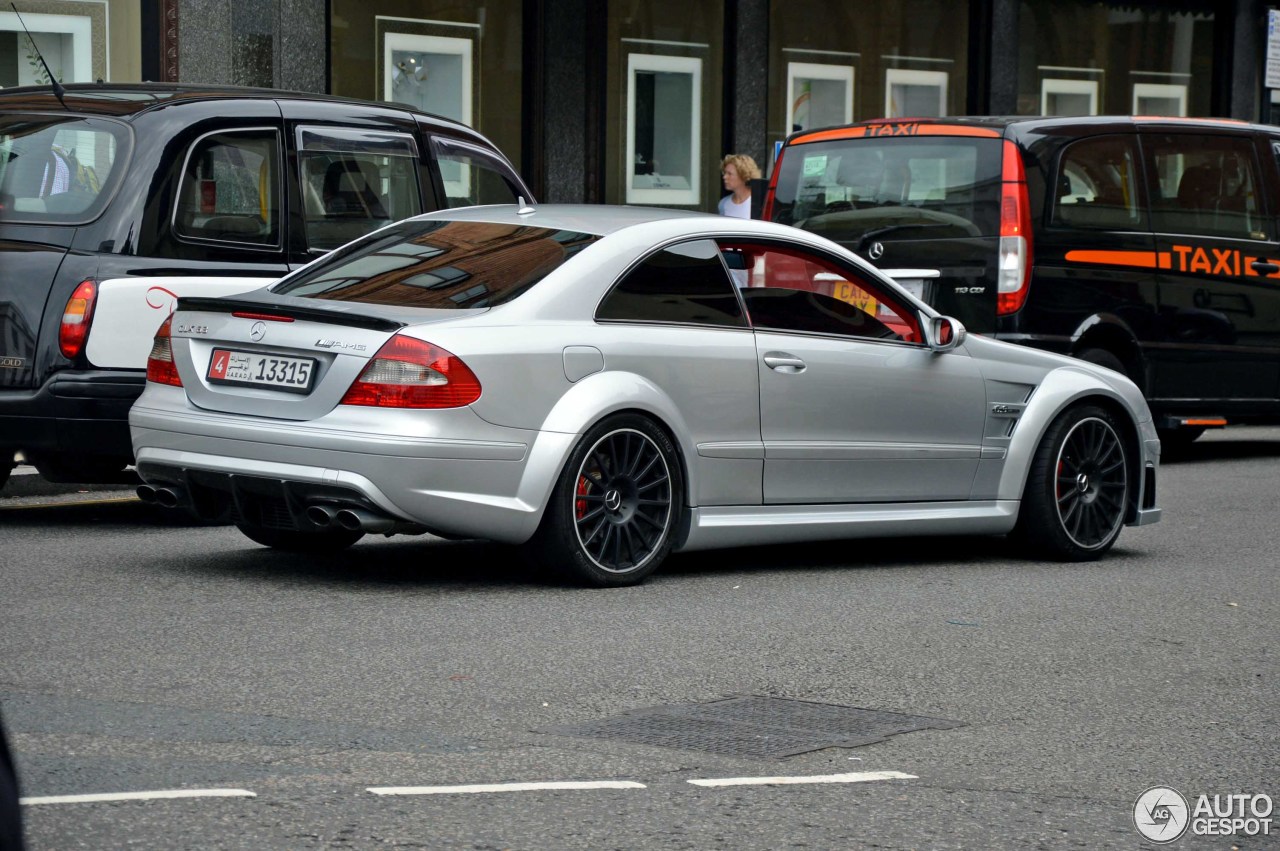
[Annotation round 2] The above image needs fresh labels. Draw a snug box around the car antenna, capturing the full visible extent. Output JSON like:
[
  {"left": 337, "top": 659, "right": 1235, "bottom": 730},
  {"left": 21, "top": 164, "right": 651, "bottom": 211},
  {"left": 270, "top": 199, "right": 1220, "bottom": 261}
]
[
  {"left": 517, "top": 196, "right": 536, "bottom": 215},
  {"left": 11, "top": 3, "right": 67, "bottom": 109}
]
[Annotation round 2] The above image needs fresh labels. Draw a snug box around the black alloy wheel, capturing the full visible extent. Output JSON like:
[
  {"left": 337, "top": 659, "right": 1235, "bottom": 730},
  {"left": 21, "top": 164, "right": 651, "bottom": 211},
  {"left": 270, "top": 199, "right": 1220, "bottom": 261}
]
[
  {"left": 1015, "top": 404, "right": 1130, "bottom": 560},
  {"left": 534, "top": 414, "right": 683, "bottom": 587}
]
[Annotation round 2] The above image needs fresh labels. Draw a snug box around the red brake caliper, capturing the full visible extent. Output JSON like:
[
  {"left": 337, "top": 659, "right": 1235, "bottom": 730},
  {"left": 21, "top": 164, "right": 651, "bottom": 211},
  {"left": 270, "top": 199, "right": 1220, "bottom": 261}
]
[{"left": 575, "top": 475, "right": 590, "bottom": 520}]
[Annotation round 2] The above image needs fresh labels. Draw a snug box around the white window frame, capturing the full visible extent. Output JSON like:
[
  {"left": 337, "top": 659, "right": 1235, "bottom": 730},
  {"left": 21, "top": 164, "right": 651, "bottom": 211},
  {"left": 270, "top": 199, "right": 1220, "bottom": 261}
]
[
  {"left": 786, "top": 62, "right": 854, "bottom": 135},
  {"left": 381, "top": 31, "right": 473, "bottom": 128},
  {"left": 884, "top": 68, "right": 948, "bottom": 118},
  {"left": 625, "top": 53, "right": 702, "bottom": 206},
  {"left": 1133, "top": 82, "right": 1188, "bottom": 117},
  {"left": 1041, "top": 78, "right": 1099, "bottom": 116},
  {"left": 0, "top": 11, "right": 94, "bottom": 83}
]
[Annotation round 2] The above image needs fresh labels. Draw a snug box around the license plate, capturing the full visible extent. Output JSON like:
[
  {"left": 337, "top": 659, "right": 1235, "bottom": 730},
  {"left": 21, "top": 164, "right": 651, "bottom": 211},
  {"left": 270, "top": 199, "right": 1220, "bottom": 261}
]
[
  {"left": 897, "top": 279, "right": 926, "bottom": 301},
  {"left": 207, "top": 348, "right": 315, "bottom": 393}
]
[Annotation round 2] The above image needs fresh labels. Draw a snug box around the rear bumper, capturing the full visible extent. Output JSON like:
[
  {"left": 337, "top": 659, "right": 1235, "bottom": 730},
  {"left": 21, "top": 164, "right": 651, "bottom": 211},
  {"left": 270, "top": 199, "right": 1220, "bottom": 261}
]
[
  {"left": 130, "top": 393, "right": 578, "bottom": 544},
  {"left": 0, "top": 369, "right": 144, "bottom": 457}
]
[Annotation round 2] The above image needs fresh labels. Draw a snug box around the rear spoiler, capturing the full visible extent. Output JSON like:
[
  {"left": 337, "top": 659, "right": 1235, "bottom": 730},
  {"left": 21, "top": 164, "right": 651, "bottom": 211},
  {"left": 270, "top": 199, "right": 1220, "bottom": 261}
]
[{"left": 177, "top": 296, "right": 406, "bottom": 332}]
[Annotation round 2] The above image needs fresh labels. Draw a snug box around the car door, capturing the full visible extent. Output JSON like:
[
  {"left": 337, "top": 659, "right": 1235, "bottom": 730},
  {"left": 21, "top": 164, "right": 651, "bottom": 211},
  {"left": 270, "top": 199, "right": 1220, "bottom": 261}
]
[
  {"left": 1140, "top": 128, "right": 1280, "bottom": 402},
  {"left": 720, "top": 240, "right": 988, "bottom": 505}
]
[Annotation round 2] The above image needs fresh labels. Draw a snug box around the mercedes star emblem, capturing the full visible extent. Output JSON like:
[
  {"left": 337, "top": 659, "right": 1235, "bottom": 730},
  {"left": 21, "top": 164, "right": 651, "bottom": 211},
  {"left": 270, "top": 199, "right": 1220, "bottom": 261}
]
[{"left": 868, "top": 242, "right": 885, "bottom": 260}]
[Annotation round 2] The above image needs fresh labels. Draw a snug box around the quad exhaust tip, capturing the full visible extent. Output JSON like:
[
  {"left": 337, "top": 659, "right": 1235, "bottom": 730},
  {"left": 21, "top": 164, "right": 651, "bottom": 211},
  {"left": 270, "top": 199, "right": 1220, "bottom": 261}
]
[{"left": 136, "top": 484, "right": 183, "bottom": 509}]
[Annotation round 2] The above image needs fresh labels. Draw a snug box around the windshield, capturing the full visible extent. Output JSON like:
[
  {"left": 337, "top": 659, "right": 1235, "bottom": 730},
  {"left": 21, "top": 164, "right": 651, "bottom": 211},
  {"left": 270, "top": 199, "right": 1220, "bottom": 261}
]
[
  {"left": 272, "top": 219, "right": 599, "bottom": 309},
  {"left": 770, "top": 136, "right": 1003, "bottom": 246},
  {"left": 0, "top": 115, "right": 131, "bottom": 224}
]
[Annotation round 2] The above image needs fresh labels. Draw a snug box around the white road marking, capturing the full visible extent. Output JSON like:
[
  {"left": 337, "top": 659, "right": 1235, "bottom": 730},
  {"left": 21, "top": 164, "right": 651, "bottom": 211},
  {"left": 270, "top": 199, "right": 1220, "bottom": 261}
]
[
  {"left": 21, "top": 789, "right": 256, "bottom": 805},
  {"left": 688, "top": 770, "right": 917, "bottom": 788},
  {"left": 368, "top": 780, "right": 647, "bottom": 796}
]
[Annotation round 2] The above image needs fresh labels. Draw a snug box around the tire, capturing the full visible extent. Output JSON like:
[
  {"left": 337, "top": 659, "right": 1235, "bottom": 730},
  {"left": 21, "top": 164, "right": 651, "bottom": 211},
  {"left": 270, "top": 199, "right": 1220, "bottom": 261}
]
[
  {"left": 235, "top": 523, "right": 364, "bottom": 553},
  {"left": 1014, "top": 404, "right": 1131, "bottom": 561},
  {"left": 1076, "top": 347, "right": 1127, "bottom": 377},
  {"left": 531, "top": 414, "right": 684, "bottom": 587}
]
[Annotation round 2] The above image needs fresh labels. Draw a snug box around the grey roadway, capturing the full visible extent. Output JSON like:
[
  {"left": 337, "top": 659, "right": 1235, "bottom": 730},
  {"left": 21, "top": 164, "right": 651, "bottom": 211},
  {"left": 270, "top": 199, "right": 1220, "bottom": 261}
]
[{"left": 0, "top": 430, "right": 1277, "bottom": 850}]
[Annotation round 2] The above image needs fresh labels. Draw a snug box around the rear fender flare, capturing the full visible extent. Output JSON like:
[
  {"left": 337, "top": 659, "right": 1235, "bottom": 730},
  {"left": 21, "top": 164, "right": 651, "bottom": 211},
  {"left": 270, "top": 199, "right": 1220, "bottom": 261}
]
[{"left": 514, "top": 371, "right": 697, "bottom": 527}]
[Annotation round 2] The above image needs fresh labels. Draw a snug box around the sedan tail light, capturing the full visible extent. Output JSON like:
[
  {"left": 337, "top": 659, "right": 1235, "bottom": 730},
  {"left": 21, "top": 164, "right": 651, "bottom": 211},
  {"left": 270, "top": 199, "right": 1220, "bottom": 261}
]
[
  {"left": 145, "top": 315, "right": 183, "bottom": 387},
  {"left": 340, "top": 334, "right": 481, "bottom": 409},
  {"left": 58, "top": 279, "right": 98, "bottom": 359}
]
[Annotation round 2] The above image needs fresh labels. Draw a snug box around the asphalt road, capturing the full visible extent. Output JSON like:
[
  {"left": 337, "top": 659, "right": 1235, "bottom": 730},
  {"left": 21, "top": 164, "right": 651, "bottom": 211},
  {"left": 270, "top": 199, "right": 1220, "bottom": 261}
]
[{"left": 1, "top": 430, "right": 1277, "bottom": 850}]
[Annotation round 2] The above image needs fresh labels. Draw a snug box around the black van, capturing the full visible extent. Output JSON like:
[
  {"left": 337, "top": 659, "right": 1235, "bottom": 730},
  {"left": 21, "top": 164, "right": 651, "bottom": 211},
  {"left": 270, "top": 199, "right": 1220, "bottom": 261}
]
[
  {"left": 0, "top": 83, "right": 531, "bottom": 487},
  {"left": 765, "top": 116, "right": 1280, "bottom": 446}
]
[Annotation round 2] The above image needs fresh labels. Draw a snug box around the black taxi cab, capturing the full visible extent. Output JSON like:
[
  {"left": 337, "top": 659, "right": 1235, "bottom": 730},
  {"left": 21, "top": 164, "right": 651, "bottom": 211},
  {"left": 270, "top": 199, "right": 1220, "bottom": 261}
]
[
  {"left": 765, "top": 116, "right": 1280, "bottom": 447},
  {"left": 0, "top": 83, "right": 531, "bottom": 486}
]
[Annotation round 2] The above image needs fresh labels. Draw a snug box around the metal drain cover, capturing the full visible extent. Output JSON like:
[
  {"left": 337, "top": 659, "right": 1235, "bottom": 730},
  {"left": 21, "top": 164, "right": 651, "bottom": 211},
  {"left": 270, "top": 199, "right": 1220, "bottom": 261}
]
[{"left": 540, "top": 696, "right": 963, "bottom": 759}]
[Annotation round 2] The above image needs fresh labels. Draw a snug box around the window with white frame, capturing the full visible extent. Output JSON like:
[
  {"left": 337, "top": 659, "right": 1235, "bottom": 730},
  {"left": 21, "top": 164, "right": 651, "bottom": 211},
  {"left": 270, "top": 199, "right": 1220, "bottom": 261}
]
[
  {"left": 626, "top": 53, "right": 702, "bottom": 206},
  {"left": 786, "top": 62, "right": 854, "bottom": 134},
  {"left": 1041, "top": 78, "right": 1099, "bottom": 116},
  {"left": 884, "top": 69, "right": 947, "bottom": 118},
  {"left": 1133, "top": 82, "right": 1187, "bottom": 116},
  {"left": 381, "top": 29, "right": 473, "bottom": 127},
  {"left": 0, "top": 10, "right": 94, "bottom": 85}
]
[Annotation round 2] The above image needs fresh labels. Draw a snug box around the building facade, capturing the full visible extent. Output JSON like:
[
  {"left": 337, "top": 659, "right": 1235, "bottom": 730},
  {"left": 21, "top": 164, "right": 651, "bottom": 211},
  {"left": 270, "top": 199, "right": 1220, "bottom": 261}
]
[{"left": 1, "top": 0, "right": 1269, "bottom": 211}]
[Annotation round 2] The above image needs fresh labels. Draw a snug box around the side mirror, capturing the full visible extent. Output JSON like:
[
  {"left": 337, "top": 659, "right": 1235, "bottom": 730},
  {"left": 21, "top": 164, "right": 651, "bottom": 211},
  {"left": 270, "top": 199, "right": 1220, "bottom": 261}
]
[{"left": 926, "top": 316, "right": 966, "bottom": 352}]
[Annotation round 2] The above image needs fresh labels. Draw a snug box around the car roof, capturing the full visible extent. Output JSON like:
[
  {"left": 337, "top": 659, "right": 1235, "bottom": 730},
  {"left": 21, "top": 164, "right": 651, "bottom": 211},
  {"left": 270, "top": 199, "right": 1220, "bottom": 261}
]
[
  {"left": 0, "top": 82, "right": 474, "bottom": 129},
  {"left": 784, "top": 114, "right": 1267, "bottom": 146},
  {"left": 412, "top": 203, "right": 727, "bottom": 237}
]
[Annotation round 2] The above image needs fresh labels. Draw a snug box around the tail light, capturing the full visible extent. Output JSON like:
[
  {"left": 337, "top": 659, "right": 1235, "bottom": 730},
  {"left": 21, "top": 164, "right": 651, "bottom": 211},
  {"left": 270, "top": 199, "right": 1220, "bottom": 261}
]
[
  {"left": 340, "top": 334, "right": 481, "bottom": 409},
  {"left": 761, "top": 147, "right": 785, "bottom": 222},
  {"left": 996, "top": 139, "right": 1033, "bottom": 316},
  {"left": 58, "top": 279, "right": 98, "bottom": 359},
  {"left": 145, "top": 315, "right": 183, "bottom": 387}
]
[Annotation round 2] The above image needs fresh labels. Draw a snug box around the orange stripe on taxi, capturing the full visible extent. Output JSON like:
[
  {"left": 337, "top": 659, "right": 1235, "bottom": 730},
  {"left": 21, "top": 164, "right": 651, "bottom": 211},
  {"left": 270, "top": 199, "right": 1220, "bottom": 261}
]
[
  {"left": 1065, "top": 250, "right": 1172, "bottom": 269},
  {"left": 791, "top": 124, "right": 1002, "bottom": 145}
]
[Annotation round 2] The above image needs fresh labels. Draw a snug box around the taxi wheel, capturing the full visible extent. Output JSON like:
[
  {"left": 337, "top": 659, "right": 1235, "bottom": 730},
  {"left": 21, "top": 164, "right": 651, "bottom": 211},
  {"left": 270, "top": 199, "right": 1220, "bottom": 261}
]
[
  {"left": 235, "top": 522, "right": 364, "bottom": 553},
  {"left": 1077, "top": 347, "right": 1127, "bottom": 378},
  {"left": 532, "top": 414, "right": 683, "bottom": 587},
  {"left": 1014, "top": 404, "right": 1130, "bottom": 561}
]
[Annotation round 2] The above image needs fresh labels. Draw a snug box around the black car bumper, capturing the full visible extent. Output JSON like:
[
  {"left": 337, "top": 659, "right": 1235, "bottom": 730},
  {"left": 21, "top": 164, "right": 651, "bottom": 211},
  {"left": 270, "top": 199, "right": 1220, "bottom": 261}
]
[{"left": 0, "top": 369, "right": 146, "bottom": 459}]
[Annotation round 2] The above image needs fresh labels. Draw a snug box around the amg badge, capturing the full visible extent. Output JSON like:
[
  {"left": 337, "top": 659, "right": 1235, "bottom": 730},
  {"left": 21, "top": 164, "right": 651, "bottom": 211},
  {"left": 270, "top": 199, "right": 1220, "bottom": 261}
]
[{"left": 315, "top": 339, "right": 367, "bottom": 352}]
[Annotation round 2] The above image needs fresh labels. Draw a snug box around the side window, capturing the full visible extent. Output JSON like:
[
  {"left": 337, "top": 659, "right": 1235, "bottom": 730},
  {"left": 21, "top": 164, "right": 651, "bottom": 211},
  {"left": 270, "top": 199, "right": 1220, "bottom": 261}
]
[
  {"left": 433, "top": 138, "right": 524, "bottom": 208},
  {"left": 1145, "top": 133, "right": 1265, "bottom": 240},
  {"left": 1052, "top": 135, "right": 1146, "bottom": 231},
  {"left": 718, "top": 241, "right": 921, "bottom": 343},
  {"left": 297, "top": 127, "right": 423, "bottom": 253},
  {"left": 174, "top": 130, "right": 281, "bottom": 248},
  {"left": 596, "top": 240, "right": 746, "bottom": 327}
]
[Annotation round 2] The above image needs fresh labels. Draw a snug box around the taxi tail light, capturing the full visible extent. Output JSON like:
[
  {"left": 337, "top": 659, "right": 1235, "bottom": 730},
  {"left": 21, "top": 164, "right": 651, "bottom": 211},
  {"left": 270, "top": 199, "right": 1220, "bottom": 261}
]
[
  {"left": 340, "top": 334, "right": 481, "bottom": 409},
  {"left": 145, "top": 315, "right": 183, "bottom": 387},
  {"left": 996, "top": 139, "right": 1033, "bottom": 316},
  {"left": 761, "top": 147, "right": 785, "bottom": 222},
  {"left": 58, "top": 279, "right": 98, "bottom": 359}
]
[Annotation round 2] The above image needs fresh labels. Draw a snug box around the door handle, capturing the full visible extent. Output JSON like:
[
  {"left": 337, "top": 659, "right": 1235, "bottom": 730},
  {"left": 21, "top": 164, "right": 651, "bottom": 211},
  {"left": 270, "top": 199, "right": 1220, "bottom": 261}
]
[
  {"left": 1250, "top": 259, "right": 1280, "bottom": 275},
  {"left": 763, "top": 352, "right": 806, "bottom": 373}
]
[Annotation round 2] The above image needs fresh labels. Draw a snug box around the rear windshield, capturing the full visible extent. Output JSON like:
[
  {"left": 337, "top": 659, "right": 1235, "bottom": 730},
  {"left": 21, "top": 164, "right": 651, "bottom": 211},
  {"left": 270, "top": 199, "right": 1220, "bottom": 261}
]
[
  {"left": 272, "top": 219, "right": 599, "bottom": 309},
  {"left": 770, "top": 136, "right": 1003, "bottom": 248},
  {"left": 0, "top": 115, "right": 131, "bottom": 224}
]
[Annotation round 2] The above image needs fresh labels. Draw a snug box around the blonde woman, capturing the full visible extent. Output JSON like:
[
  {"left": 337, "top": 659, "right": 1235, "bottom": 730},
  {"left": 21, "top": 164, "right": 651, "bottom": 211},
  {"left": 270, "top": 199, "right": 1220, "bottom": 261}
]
[{"left": 718, "top": 153, "right": 762, "bottom": 219}]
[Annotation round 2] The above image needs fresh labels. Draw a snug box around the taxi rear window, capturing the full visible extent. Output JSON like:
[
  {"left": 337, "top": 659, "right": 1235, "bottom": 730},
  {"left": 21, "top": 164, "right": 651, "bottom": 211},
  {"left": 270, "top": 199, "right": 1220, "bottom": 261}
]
[
  {"left": 272, "top": 219, "right": 599, "bottom": 309},
  {"left": 0, "top": 115, "right": 131, "bottom": 224},
  {"left": 771, "top": 136, "right": 1002, "bottom": 243}
]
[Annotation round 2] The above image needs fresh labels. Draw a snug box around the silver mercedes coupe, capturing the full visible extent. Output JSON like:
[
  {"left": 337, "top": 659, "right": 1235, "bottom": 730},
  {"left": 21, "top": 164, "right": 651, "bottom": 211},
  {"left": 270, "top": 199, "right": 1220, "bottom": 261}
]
[{"left": 129, "top": 204, "right": 1161, "bottom": 586}]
